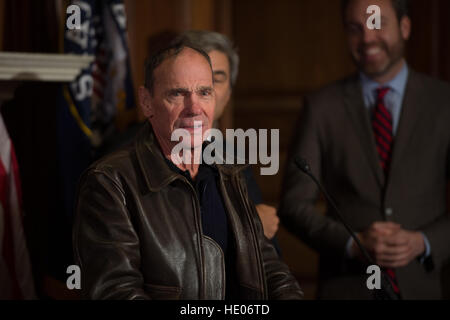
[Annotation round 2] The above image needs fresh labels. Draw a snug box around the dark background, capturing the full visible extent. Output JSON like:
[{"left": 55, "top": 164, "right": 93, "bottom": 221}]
[{"left": 0, "top": 0, "right": 449, "bottom": 299}]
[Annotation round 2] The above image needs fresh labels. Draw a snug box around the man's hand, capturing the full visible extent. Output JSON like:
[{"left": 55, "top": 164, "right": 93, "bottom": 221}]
[
  {"left": 380, "top": 229, "right": 426, "bottom": 268},
  {"left": 255, "top": 204, "right": 279, "bottom": 239},
  {"left": 351, "top": 221, "right": 400, "bottom": 261},
  {"left": 351, "top": 222, "right": 426, "bottom": 268}
]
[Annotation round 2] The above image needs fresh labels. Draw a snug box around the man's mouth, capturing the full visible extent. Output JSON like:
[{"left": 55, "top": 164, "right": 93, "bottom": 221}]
[
  {"left": 359, "top": 44, "right": 387, "bottom": 63},
  {"left": 175, "top": 120, "right": 205, "bottom": 131},
  {"left": 365, "top": 47, "right": 382, "bottom": 57},
  {"left": 179, "top": 123, "right": 203, "bottom": 129}
]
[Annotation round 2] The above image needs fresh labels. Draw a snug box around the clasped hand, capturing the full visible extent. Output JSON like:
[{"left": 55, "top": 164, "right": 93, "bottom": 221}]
[{"left": 352, "top": 222, "right": 426, "bottom": 268}]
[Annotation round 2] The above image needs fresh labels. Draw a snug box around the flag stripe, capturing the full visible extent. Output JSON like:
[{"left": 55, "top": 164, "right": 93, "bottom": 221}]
[{"left": 0, "top": 152, "right": 23, "bottom": 299}]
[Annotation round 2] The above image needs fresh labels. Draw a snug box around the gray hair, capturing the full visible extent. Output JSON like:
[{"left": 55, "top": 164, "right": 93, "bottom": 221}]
[
  {"left": 176, "top": 30, "right": 239, "bottom": 87},
  {"left": 144, "top": 39, "right": 212, "bottom": 95}
]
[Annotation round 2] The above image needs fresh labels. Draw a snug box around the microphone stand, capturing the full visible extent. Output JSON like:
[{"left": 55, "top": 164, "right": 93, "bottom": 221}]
[{"left": 294, "top": 156, "right": 399, "bottom": 300}]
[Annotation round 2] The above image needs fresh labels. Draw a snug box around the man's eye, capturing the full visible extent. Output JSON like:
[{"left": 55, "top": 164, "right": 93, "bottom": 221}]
[
  {"left": 200, "top": 90, "right": 211, "bottom": 96},
  {"left": 346, "top": 24, "right": 361, "bottom": 34}
]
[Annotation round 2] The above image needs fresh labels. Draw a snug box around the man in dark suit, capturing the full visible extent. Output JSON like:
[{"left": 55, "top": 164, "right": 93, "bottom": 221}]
[{"left": 280, "top": 0, "right": 450, "bottom": 299}]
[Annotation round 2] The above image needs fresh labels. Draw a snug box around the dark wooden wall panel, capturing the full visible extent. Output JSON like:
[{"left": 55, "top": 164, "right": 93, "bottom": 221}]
[
  {"left": 233, "top": 0, "right": 354, "bottom": 93},
  {"left": 0, "top": 0, "right": 4, "bottom": 50},
  {"left": 405, "top": 0, "right": 450, "bottom": 81}
]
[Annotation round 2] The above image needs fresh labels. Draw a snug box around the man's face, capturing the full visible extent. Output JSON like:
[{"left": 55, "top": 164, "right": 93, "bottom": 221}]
[
  {"left": 209, "top": 50, "right": 232, "bottom": 121},
  {"left": 139, "top": 48, "right": 215, "bottom": 150},
  {"left": 344, "top": 0, "right": 411, "bottom": 80}
]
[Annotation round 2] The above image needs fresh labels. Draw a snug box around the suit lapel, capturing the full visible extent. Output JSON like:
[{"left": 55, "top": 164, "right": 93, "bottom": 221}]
[
  {"left": 342, "top": 75, "right": 385, "bottom": 186},
  {"left": 389, "top": 71, "right": 424, "bottom": 176}
]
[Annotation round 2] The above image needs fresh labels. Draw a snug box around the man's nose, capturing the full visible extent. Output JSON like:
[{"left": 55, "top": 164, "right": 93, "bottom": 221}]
[
  {"left": 184, "top": 94, "right": 202, "bottom": 115},
  {"left": 362, "top": 27, "right": 378, "bottom": 44}
]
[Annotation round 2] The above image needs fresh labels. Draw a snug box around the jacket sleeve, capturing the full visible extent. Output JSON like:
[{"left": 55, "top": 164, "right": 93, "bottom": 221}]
[
  {"left": 421, "top": 134, "right": 450, "bottom": 270},
  {"left": 258, "top": 218, "right": 304, "bottom": 300},
  {"left": 278, "top": 97, "right": 350, "bottom": 255},
  {"left": 73, "top": 169, "right": 150, "bottom": 300}
]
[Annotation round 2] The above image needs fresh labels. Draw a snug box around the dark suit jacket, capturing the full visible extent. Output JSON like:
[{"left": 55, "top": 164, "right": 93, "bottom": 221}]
[{"left": 279, "top": 70, "right": 450, "bottom": 299}]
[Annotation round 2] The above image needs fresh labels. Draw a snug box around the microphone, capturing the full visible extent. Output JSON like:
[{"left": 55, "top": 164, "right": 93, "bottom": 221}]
[{"left": 293, "top": 155, "right": 399, "bottom": 300}]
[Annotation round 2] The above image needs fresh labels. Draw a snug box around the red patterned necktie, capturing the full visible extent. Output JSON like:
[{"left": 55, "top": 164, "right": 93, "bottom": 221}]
[
  {"left": 372, "top": 87, "right": 400, "bottom": 295},
  {"left": 372, "top": 87, "right": 393, "bottom": 173}
]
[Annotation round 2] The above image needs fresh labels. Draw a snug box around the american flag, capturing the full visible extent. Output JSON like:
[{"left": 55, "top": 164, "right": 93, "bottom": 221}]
[
  {"left": 57, "top": 0, "right": 135, "bottom": 219},
  {"left": 0, "top": 115, "right": 35, "bottom": 299}
]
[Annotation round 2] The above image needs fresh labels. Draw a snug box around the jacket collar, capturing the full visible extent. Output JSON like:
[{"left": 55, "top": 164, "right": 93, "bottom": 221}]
[
  {"left": 343, "top": 74, "right": 385, "bottom": 186},
  {"left": 388, "top": 69, "right": 424, "bottom": 177},
  {"left": 135, "top": 122, "right": 180, "bottom": 193},
  {"left": 135, "top": 122, "right": 247, "bottom": 193}
]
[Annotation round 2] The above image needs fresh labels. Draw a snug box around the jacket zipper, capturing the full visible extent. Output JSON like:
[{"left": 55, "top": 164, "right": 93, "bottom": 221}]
[{"left": 182, "top": 177, "right": 207, "bottom": 300}]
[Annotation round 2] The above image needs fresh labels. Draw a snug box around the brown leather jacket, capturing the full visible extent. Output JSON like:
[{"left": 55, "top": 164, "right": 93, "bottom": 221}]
[{"left": 73, "top": 122, "right": 303, "bottom": 300}]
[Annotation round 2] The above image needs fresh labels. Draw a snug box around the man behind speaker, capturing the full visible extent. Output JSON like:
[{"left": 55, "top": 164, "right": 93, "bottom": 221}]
[
  {"left": 280, "top": 0, "right": 450, "bottom": 299},
  {"left": 176, "top": 31, "right": 281, "bottom": 243}
]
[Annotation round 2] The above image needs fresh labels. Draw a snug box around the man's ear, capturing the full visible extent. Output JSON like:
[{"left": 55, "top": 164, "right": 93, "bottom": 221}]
[
  {"left": 400, "top": 16, "right": 411, "bottom": 41},
  {"left": 138, "top": 86, "right": 153, "bottom": 118}
]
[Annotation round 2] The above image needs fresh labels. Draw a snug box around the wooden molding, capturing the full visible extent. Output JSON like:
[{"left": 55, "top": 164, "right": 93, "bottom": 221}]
[{"left": 0, "top": 52, "right": 93, "bottom": 82}]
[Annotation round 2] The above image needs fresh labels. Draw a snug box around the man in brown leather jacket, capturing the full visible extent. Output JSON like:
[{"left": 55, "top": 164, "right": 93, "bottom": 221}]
[{"left": 73, "top": 41, "right": 303, "bottom": 300}]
